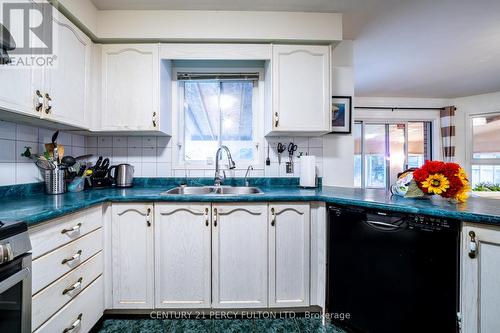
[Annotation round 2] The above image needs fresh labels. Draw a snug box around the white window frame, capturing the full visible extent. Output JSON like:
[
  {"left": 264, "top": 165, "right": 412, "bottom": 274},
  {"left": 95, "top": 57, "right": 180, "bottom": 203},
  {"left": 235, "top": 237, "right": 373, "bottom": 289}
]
[
  {"left": 468, "top": 112, "right": 500, "bottom": 166},
  {"left": 171, "top": 66, "right": 265, "bottom": 172},
  {"left": 354, "top": 113, "right": 439, "bottom": 189},
  {"left": 467, "top": 111, "right": 500, "bottom": 186}
]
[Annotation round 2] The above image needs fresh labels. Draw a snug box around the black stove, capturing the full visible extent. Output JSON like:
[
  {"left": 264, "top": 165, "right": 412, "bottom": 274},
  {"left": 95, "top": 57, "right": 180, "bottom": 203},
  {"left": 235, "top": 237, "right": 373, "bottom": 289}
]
[{"left": 0, "top": 220, "right": 32, "bottom": 333}]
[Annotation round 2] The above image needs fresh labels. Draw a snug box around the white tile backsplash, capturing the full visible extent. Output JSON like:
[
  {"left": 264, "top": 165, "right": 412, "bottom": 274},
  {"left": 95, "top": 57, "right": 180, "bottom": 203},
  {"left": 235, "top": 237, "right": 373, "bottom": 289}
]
[
  {"left": 112, "top": 136, "right": 127, "bottom": 148},
  {"left": 0, "top": 163, "right": 16, "bottom": 185},
  {"left": 0, "top": 120, "right": 89, "bottom": 186},
  {"left": 0, "top": 118, "right": 325, "bottom": 186},
  {"left": 0, "top": 121, "right": 16, "bottom": 140},
  {"left": 98, "top": 136, "right": 113, "bottom": 148},
  {"left": 264, "top": 136, "right": 323, "bottom": 177},
  {"left": 0, "top": 139, "right": 16, "bottom": 162},
  {"left": 16, "top": 124, "right": 38, "bottom": 142}
]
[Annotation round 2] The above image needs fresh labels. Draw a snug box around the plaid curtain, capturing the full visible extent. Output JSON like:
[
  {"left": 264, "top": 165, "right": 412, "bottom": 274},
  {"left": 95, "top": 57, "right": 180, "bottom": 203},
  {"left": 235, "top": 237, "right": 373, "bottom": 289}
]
[{"left": 440, "top": 106, "right": 456, "bottom": 162}]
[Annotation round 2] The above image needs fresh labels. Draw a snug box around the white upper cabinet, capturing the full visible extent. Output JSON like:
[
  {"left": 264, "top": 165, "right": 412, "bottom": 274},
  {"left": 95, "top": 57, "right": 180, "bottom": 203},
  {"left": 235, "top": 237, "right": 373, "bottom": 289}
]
[
  {"left": 0, "top": 66, "right": 39, "bottom": 117},
  {"left": 462, "top": 223, "right": 500, "bottom": 333},
  {"left": 101, "top": 44, "right": 161, "bottom": 132},
  {"left": 111, "top": 203, "right": 154, "bottom": 309},
  {"left": 43, "top": 14, "right": 91, "bottom": 128},
  {"left": 154, "top": 203, "right": 211, "bottom": 308},
  {"left": 0, "top": 8, "right": 90, "bottom": 129},
  {"left": 267, "top": 44, "right": 330, "bottom": 136},
  {"left": 0, "top": 1, "right": 43, "bottom": 119},
  {"left": 212, "top": 203, "right": 268, "bottom": 308},
  {"left": 269, "top": 203, "right": 310, "bottom": 307}
]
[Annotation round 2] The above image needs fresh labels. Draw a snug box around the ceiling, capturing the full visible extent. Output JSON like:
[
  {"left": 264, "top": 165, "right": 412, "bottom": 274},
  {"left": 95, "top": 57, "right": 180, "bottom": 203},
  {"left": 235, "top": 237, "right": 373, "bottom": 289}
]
[{"left": 90, "top": 0, "right": 500, "bottom": 98}]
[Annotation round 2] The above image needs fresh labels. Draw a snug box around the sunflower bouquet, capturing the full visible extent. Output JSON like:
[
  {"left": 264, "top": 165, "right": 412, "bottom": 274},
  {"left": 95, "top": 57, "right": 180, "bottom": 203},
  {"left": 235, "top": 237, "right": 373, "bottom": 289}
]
[{"left": 408, "top": 161, "right": 470, "bottom": 203}]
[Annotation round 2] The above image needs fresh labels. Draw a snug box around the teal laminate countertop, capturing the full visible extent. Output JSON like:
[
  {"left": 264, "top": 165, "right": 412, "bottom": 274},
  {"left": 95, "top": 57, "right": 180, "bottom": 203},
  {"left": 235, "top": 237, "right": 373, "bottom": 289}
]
[{"left": 1, "top": 178, "right": 499, "bottom": 227}]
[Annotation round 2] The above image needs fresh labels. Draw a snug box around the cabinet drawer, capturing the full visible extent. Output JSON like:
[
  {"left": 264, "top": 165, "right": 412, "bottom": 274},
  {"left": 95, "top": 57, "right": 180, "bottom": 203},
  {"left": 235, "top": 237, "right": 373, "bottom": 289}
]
[
  {"left": 32, "top": 252, "right": 103, "bottom": 330},
  {"left": 29, "top": 206, "right": 102, "bottom": 259},
  {"left": 32, "top": 228, "right": 103, "bottom": 294},
  {"left": 34, "top": 276, "right": 104, "bottom": 333}
]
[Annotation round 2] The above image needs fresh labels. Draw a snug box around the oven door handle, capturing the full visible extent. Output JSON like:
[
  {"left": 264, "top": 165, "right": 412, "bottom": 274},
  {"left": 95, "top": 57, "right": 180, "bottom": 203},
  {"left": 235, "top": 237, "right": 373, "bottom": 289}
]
[{"left": 0, "top": 267, "right": 30, "bottom": 294}]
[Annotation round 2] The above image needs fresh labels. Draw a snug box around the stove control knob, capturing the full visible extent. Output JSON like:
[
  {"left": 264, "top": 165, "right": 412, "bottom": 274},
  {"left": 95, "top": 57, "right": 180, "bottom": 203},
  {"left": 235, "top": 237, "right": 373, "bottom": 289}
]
[{"left": 0, "top": 243, "right": 13, "bottom": 264}]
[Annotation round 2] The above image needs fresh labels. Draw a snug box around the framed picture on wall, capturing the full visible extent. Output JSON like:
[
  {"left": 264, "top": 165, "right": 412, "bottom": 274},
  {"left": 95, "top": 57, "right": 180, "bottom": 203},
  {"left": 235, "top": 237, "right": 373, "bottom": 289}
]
[{"left": 331, "top": 96, "right": 352, "bottom": 134}]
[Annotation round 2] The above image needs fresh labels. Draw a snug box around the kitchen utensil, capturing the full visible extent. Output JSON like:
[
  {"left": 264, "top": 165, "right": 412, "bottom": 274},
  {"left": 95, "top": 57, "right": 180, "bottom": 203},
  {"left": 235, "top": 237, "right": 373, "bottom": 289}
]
[
  {"left": 51, "top": 130, "right": 59, "bottom": 147},
  {"left": 44, "top": 143, "right": 64, "bottom": 162},
  {"left": 287, "top": 142, "right": 298, "bottom": 161},
  {"left": 285, "top": 142, "right": 298, "bottom": 174},
  {"left": 108, "top": 163, "right": 135, "bottom": 188},
  {"left": 61, "top": 155, "right": 76, "bottom": 167},
  {"left": 35, "top": 158, "right": 56, "bottom": 170},
  {"left": 277, "top": 143, "right": 286, "bottom": 165},
  {"left": 94, "top": 156, "right": 103, "bottom": 170},
  {"left": 51, "top": 130, "right": 59, "bottom": 163},
  {"left": 75, "top": 154, "right": 93, "bottom": 161},
  {"left": 101, "top": 158, "right": 110, "bottom": 170},
  {"left": 43, "top": 169, "right": 66, "bottom": 194},
  {"left": 266, "top": 145, "right": 270, "bottom": 166}
]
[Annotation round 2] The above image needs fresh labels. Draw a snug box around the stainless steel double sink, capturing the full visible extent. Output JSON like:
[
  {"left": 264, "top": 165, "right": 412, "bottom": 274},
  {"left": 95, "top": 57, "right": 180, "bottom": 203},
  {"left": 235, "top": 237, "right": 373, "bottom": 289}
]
[{"left": 161, "top": 186, "right": 263, "bottom": 195}]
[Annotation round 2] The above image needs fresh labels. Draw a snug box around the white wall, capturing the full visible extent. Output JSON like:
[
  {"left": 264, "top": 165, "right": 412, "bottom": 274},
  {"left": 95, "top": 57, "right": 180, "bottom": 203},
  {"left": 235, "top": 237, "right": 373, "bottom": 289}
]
[
  {"left": 452, "top": 91, "right": 500, "bottom": 172},
  {"left": 55, "top": 0, "right": 99, "bottom": 36},
  {"left": 54, "top": 3, "right": 342, "bottom": 42},
  {"left": 323, "top": 40, "right": 355, "bottom": 187}
]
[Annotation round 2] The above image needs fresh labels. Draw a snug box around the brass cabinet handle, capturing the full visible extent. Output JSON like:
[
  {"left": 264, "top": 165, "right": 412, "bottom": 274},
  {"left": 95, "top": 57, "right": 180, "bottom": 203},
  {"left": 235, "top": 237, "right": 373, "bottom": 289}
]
[
  {"left": 213, "top": 208, "right": 218, "bottom": 227},
  {"left": 62, "top": 277, "right": 83, "bottom": 295},
  {"left": 62, "top": 313, "right": 82, "bottom": 333},
  {"left": 271, "top": 207, "right": 276, "bottom": 226},
  {"left": 61, "top": 250, "right": 82, "bottom": 265},
  {"left": 468, "top": 231, "right": 477, "bottom": 258},
  {"left": 35, "top": 90, "right": 43, "bottom": 112},
  {"left": 44, "top": 93, "right": 52, "bottom": 114},
  {"left": 274, "top": 112, "right": 279, "bottom": 127},
  {"left": 61, "top": 223, "right": 82, "bottom": 234},
  {"left": 205, "top": 208, "right": 209, "bottom": 226},
  {"left": 152, "top": 112, "right": 157, "bottom": 127},
  {"left": 146, "top": 208, "right": 152, "bottom": 227}
]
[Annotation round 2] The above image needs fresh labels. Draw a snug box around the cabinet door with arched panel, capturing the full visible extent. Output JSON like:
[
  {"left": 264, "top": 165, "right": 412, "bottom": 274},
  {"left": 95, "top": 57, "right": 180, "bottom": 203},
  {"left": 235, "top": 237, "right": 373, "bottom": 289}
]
[
  {"left": 111, "top": 203, "right": 154, "bottom": 308},
  {"left": 211, "top": 203, "right": 268, "bottom": 308},
  {"left": 269, "top": 203, "right": 310, "bottom": 307}
]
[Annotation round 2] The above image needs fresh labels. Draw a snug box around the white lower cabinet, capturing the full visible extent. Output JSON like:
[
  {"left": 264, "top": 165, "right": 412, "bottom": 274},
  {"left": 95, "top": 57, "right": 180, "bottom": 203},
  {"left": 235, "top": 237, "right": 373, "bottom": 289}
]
[
  {"left": 462, "top": 223, "right": 500, "bottom": 333},
  {"left": 111, "top": 203, "right": 154, "bottom": 308},
  {"left": 154, "top": 203, "right": 211, "bottom": 308},
  {"left": 269, "top": 203, "right": 310, "bottom": 307},
  {"left": 212, "top": 203, "right": 268, "bottom": 308},
  {"left": 34, "top": 276, "right": 104, "bottom": 333}
]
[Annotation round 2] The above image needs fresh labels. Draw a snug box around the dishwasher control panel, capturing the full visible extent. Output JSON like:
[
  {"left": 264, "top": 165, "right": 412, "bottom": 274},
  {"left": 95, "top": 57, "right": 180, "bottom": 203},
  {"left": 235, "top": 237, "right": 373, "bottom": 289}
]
[{"left": 409, "top": 215, "right": 457, "bottom": 231}]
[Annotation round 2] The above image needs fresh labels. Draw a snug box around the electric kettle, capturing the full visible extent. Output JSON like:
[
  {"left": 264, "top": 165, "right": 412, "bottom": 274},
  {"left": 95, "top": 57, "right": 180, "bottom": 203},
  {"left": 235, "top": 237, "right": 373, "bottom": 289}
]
[{"left": 108, "top": 163, "right": 134, "bottom": 187}]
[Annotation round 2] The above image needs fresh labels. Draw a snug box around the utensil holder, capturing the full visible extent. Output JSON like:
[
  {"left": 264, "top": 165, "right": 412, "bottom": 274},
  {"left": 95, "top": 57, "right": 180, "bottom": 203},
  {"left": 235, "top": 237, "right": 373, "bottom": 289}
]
[{"left": 44, "top": 169, "right": 66, "bottom": 194}]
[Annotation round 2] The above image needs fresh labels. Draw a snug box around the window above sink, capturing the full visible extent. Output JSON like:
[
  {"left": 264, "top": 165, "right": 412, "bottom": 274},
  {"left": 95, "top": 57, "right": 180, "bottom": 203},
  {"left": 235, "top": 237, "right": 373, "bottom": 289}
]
[{"left": 170, "top": 61, "right": 265, "bottom": 171}]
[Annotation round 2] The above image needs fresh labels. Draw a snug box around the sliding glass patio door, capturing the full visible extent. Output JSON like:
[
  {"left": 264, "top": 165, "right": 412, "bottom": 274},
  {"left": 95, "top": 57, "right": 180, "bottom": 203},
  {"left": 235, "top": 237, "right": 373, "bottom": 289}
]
[{"left": 354, "top": 121, "right": 432, "bottom": 189}]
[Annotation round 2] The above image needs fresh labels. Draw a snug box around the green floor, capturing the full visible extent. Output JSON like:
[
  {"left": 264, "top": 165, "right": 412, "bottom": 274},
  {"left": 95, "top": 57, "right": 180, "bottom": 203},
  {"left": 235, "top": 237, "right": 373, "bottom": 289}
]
[{"left": 98, "top": 318, "right": 346, "bottom": 333}]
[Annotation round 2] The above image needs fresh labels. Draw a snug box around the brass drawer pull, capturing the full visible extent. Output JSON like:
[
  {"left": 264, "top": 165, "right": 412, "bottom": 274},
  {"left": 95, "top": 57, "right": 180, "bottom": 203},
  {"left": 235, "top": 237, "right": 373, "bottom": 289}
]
[
  {"left": 62, "top": 277, "right": 83, "bottom": 295},
  {"left": 61, "top": 250, "right": 82, "bottom": 264},
  {"left": 61, "top": 223, "right": 82, "bottom": 234}
]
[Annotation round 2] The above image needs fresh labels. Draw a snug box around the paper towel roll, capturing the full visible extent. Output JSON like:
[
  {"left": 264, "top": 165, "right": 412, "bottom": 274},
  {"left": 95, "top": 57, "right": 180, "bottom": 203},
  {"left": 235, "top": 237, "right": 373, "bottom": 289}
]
[{"left": 300, "top": 155, "right": 317, "bottom": 188}]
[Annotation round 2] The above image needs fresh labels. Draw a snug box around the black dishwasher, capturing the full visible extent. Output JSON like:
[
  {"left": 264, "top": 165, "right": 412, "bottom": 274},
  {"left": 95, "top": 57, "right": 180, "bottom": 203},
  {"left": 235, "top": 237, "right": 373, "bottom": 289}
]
[{"left": 326, "top": 204, "right": 459, "bottom": 333}]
